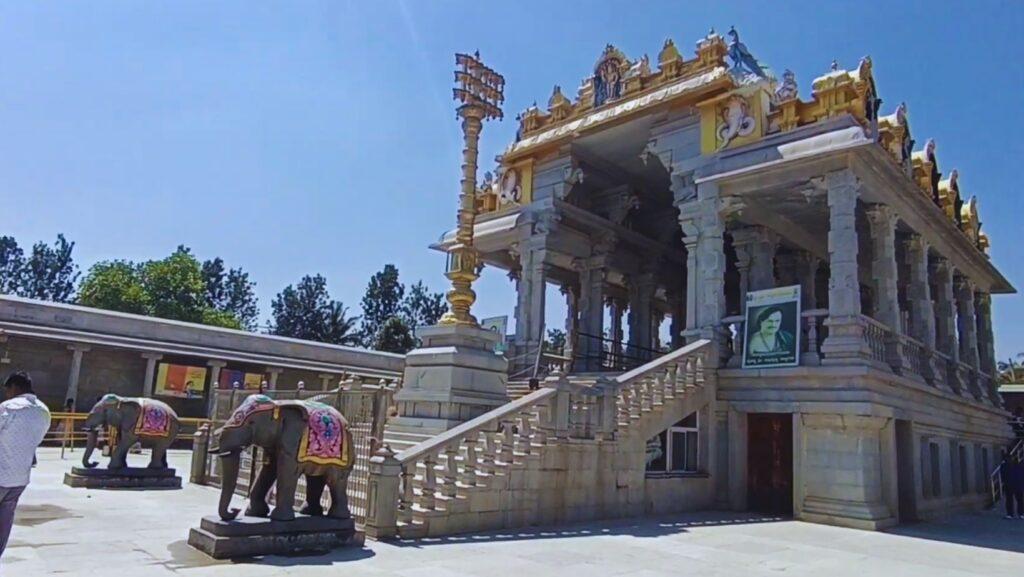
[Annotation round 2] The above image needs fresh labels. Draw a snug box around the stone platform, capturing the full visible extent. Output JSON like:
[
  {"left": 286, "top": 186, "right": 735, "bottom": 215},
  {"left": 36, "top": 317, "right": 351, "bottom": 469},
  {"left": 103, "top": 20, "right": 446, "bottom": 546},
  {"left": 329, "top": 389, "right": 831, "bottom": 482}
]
[
  {"left": 63, "top": 466, "right": 182, "bottom": 489},
  {"left": 188, "top": 514, "right": 363, "bottom": 559}
]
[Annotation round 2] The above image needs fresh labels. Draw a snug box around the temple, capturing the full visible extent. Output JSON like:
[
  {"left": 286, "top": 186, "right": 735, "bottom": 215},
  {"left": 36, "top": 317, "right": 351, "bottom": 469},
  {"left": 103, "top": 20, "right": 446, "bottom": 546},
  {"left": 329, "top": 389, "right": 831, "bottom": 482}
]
[{"left": 420, "top": 28, "right": 1015, "bottom": 529}]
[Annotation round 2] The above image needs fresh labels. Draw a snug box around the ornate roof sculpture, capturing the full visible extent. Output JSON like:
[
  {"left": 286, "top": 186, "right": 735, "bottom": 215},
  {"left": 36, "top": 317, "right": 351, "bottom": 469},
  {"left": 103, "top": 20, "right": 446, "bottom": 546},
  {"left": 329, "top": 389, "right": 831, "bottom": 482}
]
[{"left": 492, "top": 28, "right": 992, "bottom": 255}]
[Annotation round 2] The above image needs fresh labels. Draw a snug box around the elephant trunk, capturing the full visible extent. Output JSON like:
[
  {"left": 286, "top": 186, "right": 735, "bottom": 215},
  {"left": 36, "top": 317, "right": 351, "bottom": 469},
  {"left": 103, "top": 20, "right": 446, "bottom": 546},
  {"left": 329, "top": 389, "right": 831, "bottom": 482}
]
[
  {"left": 82, "top": 429, "right": 100, "bottom": 469},
  {"left": 218, "top": 451, "right": 242, "bottom": 521}
]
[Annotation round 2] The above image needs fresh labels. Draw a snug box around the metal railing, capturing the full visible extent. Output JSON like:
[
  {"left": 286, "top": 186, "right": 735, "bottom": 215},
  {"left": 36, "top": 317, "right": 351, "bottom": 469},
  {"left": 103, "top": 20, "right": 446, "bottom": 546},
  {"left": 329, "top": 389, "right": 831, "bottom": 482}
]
[
  {"left": 45, "top": 411, "right": 212, "bottom": 458},
  {"left": 991, "top": 437, "right": 1024, "bottom": 506},
  {"left": 573, "top": 331, "right": 663, "bottom": 372}
]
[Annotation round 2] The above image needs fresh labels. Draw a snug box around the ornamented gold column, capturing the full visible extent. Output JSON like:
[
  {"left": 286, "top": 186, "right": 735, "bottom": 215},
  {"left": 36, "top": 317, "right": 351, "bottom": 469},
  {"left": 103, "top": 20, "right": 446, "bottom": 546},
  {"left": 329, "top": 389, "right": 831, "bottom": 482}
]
[{"left": 440, "top": 52, "right": 504, "bottom": 327}]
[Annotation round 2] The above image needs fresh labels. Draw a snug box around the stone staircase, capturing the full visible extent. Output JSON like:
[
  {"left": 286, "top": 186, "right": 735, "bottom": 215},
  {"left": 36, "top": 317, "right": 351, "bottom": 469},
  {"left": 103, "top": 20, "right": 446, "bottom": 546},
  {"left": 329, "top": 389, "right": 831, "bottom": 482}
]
[
  {"left": 362, "top": 340, "right": 713, "bottom": 540},
  {"left": 507, "top": 372, "right": 619, "bottom": 400}
]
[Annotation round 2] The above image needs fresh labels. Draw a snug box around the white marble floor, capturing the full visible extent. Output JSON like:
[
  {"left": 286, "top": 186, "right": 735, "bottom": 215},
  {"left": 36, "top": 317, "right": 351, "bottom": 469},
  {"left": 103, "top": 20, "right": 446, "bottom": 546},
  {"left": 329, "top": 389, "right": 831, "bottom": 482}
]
[{"left": 5, "top": 448, "right": 1022, "bottom": 576}]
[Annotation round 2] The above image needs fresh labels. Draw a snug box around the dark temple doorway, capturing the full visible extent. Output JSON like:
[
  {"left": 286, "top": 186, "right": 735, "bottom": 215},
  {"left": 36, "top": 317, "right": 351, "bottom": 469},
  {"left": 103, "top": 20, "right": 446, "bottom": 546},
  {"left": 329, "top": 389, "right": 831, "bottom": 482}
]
[{"left": 747, "top": 413, "right": 794, "bottom": 516}]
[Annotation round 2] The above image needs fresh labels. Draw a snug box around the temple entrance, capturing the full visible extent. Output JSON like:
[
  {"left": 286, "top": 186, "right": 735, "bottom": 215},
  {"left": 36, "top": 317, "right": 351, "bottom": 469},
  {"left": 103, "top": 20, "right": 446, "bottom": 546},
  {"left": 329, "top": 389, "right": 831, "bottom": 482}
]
[{"left": 747, "top": 413, "right": 793, "bottom": 516}]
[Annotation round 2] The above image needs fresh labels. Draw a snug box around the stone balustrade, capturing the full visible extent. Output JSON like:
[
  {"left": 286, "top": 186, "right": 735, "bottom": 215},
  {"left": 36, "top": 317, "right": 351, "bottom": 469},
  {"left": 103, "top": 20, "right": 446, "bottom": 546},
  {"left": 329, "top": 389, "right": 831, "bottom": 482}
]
[
  {"left": 718, "top": 310, "right": 1001, "bottom": 409},
  {"left": 363, "top": 339, "right": 712, "bottom": 539}
]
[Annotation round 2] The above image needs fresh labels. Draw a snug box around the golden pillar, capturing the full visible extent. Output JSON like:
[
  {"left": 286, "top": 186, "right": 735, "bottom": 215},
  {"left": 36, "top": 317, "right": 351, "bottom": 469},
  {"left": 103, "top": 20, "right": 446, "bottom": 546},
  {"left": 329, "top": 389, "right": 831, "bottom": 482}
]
[{"left": 439, "top": 52, "right": 504, "bottom": 327}]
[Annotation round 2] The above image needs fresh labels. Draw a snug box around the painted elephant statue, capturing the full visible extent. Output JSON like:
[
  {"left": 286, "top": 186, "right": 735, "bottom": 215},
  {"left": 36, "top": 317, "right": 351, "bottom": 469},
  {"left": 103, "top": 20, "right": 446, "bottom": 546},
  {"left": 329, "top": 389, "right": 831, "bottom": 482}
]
[
  {"left": 82, "top": 394, "right": 181, "bottom": 470},
  {"left": 214, "top": 394, "right": 355, "bottom": 522}
]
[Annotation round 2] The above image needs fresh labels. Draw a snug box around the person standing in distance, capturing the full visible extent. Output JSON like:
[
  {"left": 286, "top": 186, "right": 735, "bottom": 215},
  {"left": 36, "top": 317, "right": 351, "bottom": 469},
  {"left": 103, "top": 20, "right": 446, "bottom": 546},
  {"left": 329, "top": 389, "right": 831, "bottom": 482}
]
[{"left": 0, "top": 371, "right": 51, "bottom": 563}]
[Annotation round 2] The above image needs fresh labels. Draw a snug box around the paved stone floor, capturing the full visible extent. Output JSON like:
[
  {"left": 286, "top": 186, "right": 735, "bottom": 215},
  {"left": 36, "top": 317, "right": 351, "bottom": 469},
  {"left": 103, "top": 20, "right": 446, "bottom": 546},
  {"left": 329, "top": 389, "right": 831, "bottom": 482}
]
[{"left": 5, "top": 449, "right": 1023, "bottom": 576}]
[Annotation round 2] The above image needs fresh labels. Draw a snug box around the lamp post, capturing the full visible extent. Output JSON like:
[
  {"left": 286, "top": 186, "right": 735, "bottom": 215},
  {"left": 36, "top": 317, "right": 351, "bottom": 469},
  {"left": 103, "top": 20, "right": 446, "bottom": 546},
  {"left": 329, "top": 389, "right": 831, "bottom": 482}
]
[{"left": 439, "top": 51, "right": 504, "bottom": 327}]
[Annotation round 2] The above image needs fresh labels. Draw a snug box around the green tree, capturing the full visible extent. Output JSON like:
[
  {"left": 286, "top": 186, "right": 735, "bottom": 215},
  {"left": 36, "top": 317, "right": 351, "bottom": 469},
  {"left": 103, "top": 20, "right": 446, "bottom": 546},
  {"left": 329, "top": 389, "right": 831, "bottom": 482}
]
[
  {"left": 402, "top": 280, "right": 448, "bottom": 328},
  {"left": 78, "top": 261, "right": 150, "bottom": 314},
  {"left": 78, "top": 246, "right": 248, "bottom": 328},
  {"left": 269, "top": 275, "right": 361, "bottom": 345},
  {"left": 0, "top": 236, "right": 25, "bottom": 295},
  {"left": 544, "top": 328, "right": 566, "bottom": 354},
  {"left": 21, "top": 234, "right": 79, "bottom": 302},
  {"left": 0, "top": 234, "right": 79, "bottom": 302},
  {"left": 202, "top": 257, "right": 259, "bottom": 331},
  {"left": 360, "top": 264, "right": 405, "bottom": 346},
  {"left": 374, "top": 316, "right": 416, "bottom": 354},
  {"left": 140, "top": 246, "right": 206, "bottom": 323}
]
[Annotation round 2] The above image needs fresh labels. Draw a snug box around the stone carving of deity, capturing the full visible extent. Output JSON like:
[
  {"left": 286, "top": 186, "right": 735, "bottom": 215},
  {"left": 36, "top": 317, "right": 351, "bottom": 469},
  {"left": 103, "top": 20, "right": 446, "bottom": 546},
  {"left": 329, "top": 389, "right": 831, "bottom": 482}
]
[{"left": 594, "top": 58, "right": 622, "bottom": 107}]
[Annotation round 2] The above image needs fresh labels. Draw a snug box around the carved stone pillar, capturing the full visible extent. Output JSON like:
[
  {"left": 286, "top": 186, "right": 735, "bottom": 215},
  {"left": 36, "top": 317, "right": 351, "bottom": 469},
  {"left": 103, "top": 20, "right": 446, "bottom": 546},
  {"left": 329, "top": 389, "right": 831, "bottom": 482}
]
[
  {"left": 932, "top": 258, "right": 958, "bottom": 363},
  {"left": 561, "top": 284, "right": 578, "bottom": 361},
  {"left": 677, "top": 181, "right": 727, "bottom": 353},
  {"left": 514, "top": 245, "right": 548, "bottom": 352},
  {"left": 975, "top": 292, "right": 996, "bottom": 376},
  {"left": 575, "top": 259, "right": 607, "bottom": 372},
  {"left": 732, "top": 225, "right": 779, "bottom": 306},
  {"left": 954, "top": 275, "right": 980, "bottom": 370},
  {"left": 821, "top": 170, "right": 870, "bottom": 363},
  {"left": 626, "top": 267, "right": 657, "bottom": 362},
  {"left": 905, "top": 235, "right": 936, "bottom": 348},
  {"left": 865, "top": 204, "right": 901, "bottom": 332},
  {"left": 607, "top": 296, "right": 626, "bottom": 366}
]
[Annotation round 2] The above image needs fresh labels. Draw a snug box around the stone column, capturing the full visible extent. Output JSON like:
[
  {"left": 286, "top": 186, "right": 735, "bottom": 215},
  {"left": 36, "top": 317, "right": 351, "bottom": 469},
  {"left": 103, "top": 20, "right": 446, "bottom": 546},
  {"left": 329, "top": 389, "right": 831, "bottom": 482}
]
[
  {"left": 932, "top": 258, "right": 958, "bottom": 363},
  {"left": 976, "top": 292, "right": 996, "bottom": 376},
  {"left": 731, "top": 225, "right": 779, "bottom": 306},
  {"left": 607, "top": 296, "right": 626, "bottom": 365},
  {"left": 905, "top": 235, "right": 936, "bottom": 348},
  {"left": 626, "top": 268, "right": 657, "bottom": 362},
  {"left": 821, "top": 170, "right": 870, "bottom": 362},
  {"left": 777, "top": 251, "right": 820, "bottom": 310},
  {"left": 865, "top": 204, "right": 902, "bottom": 332},
  {"left": 64, "top": 344, "right": 90, "bottom": 410},
  {"left": 575, "top": 257, "right": 607, "bottom": 372},
  {"left": 561, "top": 284, "right": 578, "bottom": 361},
  {"left": 266, "top": 367, "right": 283, "bottom": 391},
  {"left": 319, "top": 373, "right": 336, "bottom": 391},
  {"left": 205, "top": 360, "right": 227, "bottom": 418},
  {"left": 677, "top": 181, "right": 727, "bottom": 352},
  {"left": 514, "top": 246, "right": 548, "bottom": 354},
  {"left": 141, "top": 353, "right": 163, "bottom": 398},
  {"left": 954, "top": 275, "right": 980, "bottom": 370}
]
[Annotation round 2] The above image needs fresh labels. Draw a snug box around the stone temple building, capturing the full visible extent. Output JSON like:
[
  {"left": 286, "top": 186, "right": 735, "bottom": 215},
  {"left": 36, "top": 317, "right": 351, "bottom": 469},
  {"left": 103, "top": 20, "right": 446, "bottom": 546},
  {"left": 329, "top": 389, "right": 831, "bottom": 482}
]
[{"left": 416, "top": 29, "right": 1015, "bottom": 530}]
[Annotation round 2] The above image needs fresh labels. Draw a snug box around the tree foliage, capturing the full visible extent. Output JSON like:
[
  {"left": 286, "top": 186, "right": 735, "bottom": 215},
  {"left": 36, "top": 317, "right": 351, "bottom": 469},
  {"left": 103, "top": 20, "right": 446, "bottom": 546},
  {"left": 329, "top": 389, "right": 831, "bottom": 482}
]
[
  {"left": 403, "top": 280, "right": 448, "bottom": 328},
  {"left": 360, "top": 264, "right": 405, "bottom": 345},
  {"left": 202, "top": 257, "right": 259, "bottom": 330},
  {"left": 0, "top": 234, "right": 80, "bottom": 302},
  {"left": 269, "top": 274, "right": 360, "bottom": 345},
  {"left": 544, "top": 328, "right": 567, "bottom": 354},
  {"left": 77, "top": 246, "right": 248, "bottom": 329},
  {"left": 358, "top": 264, "right": 448, "bottom": 351},
  {"left": 374, "top": 316, "right": 416, "bottom": 353}
]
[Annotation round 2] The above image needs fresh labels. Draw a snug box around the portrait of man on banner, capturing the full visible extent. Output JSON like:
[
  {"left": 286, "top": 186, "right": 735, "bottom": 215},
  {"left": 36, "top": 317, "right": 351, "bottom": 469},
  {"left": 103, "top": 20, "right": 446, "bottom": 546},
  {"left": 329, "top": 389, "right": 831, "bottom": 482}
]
[{"left": 742, "top": 285, "right": 801, "bottom": 369}]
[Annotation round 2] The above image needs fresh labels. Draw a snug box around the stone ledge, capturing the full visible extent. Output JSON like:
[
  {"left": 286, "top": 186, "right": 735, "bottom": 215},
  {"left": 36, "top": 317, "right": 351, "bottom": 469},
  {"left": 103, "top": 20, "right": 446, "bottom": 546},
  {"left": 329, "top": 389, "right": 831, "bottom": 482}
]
[
  {"left": 64, "top": 467, "right": 181, "bottom": 489},
  {"left": 188, "top": 515, "right": 363, "bottom": 559}
]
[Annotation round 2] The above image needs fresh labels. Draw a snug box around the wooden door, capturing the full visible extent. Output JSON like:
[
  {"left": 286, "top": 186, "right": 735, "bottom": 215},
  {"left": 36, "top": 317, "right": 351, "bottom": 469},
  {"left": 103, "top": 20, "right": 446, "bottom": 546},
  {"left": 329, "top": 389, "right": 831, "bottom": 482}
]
[{"left": 747, "top": 413, "right": 793, "bottom": 516}]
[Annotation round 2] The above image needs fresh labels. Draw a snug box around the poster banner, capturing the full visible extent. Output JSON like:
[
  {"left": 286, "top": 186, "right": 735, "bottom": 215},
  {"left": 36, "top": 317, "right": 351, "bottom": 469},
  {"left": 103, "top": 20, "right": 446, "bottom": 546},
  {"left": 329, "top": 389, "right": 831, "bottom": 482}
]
[
  {"left": 155, "top": 363, "right": 208, "bottom": 399},
  {"left": 480, "top": 315, "right": 509, "bottom": 353},
  {"left": 742, "top": 285, "right": 801, "bottom": 369},
  {"left": 218, "top": 369, "right": 264, "bottom": 390}
]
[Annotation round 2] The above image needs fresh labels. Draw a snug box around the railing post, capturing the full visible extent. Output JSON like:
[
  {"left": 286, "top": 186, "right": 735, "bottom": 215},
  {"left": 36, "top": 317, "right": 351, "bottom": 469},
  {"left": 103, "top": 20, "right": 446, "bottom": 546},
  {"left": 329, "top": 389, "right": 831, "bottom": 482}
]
[
  {"left": 443, "top": 444, "right": 460, "bottom": 498},
  {"left": 463, "top": 435, "right": 480, "bottom": 486},
  {"left": 418, "top": 454, "right": 438, "bottom": 510},
  {"left": 190, "top": 423, "right": 211, "bottom": 485},
  {"left": 364, "top": 445, "right": 401, "bottom": 540}
]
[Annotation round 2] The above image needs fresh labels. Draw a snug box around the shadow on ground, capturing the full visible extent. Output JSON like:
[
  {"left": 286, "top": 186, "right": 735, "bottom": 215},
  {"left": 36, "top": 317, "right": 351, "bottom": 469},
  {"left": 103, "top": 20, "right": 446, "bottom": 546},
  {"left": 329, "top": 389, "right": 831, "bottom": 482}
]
[
  {"left": 885, "top": 509, "right": 1024, "bottom": 555},
  {"left": 389, "top": 510, "right": 788, "bottom": 549}
]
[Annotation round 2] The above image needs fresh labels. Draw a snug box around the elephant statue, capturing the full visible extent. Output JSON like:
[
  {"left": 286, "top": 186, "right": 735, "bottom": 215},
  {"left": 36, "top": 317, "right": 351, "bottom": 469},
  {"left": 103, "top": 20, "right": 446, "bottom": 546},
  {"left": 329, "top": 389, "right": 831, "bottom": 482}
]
[
  {"left": 82, "top": 394, "right": 181, "bottom": 470},
  {"left": 214, "top": 394, "right": 354, "bottom": 522}
]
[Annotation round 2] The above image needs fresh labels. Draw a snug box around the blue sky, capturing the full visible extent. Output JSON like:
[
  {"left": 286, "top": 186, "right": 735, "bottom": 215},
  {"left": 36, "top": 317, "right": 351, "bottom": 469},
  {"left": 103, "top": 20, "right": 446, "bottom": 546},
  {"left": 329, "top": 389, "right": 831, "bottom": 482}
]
[{"left": 1, "top": 1, "right": 1022, "bottom": 359}]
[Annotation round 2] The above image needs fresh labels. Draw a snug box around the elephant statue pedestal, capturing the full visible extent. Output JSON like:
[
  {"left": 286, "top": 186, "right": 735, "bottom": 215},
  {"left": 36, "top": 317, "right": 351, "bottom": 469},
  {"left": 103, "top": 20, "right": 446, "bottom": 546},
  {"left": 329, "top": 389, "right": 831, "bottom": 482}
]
[
  {"left": 64, "top": 465, "right": 182, "bottom": 489},
  {"left": 188, "top": 514, "right": 362, "bottom": 559},
  {"left": 189, "top": 395, "right": 363, "bottom": 559},
  {"left": 65, "top": 394, "right": 183, "bottom": 489}
]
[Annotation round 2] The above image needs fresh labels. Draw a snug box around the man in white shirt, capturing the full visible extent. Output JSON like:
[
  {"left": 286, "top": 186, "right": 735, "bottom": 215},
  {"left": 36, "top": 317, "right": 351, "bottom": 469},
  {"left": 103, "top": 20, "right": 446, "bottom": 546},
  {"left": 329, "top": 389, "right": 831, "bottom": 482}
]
[{"left": 0, "top": 372, "right": 51, "bottom": 562}]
